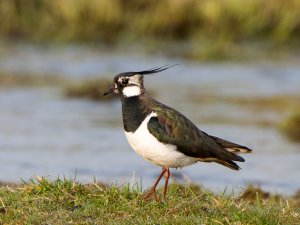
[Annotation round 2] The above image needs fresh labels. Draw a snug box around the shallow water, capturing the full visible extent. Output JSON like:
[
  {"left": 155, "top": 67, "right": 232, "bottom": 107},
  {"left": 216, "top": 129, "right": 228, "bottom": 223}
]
[{"left": 0, "top": 44, "right": 300, "bottom": 194}]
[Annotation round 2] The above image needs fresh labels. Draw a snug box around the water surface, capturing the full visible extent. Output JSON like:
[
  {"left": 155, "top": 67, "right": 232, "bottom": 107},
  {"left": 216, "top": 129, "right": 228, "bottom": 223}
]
[{"left": 0, "top": 45, "right": 299, "bottom": 194}]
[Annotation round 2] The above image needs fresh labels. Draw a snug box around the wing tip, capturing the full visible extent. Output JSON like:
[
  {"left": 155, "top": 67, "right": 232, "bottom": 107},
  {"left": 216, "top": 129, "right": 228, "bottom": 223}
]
[{"left": 217, "top": 159, "right": 241, "bottom": 170}]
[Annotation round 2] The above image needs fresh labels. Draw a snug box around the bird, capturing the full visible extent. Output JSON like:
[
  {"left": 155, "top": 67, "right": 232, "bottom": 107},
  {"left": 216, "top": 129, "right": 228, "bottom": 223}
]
[{"left": 103, "top": 65, "right": 252, "bottom": 201}]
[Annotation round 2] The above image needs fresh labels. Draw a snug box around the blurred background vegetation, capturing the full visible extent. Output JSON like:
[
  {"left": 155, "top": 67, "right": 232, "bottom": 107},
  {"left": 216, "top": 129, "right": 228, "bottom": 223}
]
[{"left": 1, "top": 0, "right": 300, "bottom": 60}]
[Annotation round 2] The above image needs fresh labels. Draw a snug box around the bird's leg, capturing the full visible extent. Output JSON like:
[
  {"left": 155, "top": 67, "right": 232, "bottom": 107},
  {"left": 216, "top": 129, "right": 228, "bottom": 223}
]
[
  {"left": 143, "top": 167, "right": 167, "bottom": 201},
  {"left": 163, "top": 168, "right": 170, "bottom": 197}
]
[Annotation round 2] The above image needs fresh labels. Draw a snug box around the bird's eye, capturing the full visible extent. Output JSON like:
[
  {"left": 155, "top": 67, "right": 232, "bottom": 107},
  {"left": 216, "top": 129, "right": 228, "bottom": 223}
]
[{"left": 121, "top": 78, "right": 128, "bottom": 85}]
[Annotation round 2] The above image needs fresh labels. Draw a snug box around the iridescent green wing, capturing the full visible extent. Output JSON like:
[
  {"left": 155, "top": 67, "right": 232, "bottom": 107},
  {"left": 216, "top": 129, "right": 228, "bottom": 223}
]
[{"left": 148, "top": 103, "right": 244, "bottom": 162}]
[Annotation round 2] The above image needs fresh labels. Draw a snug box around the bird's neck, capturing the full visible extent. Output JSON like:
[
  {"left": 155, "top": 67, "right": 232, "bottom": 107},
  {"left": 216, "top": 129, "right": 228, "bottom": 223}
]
[{"left": 121, "top": 93, "right": 152, "bottom": 133}]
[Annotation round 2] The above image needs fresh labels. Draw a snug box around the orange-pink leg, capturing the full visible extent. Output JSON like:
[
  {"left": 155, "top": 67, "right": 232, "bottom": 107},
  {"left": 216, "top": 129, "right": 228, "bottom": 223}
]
[
  {"left": 143, "top": 167, "right": 168, "bottom": 201},
  {"left": 163, "top": 168, "right": 170, "bottom": 197}
]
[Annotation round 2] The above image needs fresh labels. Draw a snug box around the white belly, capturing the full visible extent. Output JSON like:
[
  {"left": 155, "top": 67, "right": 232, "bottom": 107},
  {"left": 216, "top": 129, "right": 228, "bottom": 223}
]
[{"left": 124, "top": 112, "right": 198, "bottom": 168}]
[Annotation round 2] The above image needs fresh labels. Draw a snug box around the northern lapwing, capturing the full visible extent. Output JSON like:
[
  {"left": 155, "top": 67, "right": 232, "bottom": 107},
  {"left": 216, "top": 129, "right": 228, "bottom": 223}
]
[{"left": 103, "top": 65, "right": 252, "bottom": 201}]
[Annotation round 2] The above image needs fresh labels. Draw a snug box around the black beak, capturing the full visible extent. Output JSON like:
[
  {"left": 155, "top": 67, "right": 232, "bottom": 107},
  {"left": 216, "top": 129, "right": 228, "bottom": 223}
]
[{"left": 103, "top": 85, "right": 115, "bottom": 96}]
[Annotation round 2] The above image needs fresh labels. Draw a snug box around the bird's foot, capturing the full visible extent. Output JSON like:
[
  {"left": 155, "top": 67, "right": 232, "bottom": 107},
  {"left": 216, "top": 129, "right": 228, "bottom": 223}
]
[{"left": 142, "top": 188, "right": 158, "bottom": 201}]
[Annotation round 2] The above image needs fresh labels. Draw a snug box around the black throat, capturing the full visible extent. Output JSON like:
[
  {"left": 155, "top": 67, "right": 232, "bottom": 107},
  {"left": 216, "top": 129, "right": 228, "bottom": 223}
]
[{"left": 121, "top": 94, "right": 152, "bottom": 133}]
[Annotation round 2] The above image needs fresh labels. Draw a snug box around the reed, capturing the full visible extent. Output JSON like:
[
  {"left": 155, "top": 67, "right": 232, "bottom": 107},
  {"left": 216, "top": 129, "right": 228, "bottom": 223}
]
[{"left": 1, "top": 0, "right": 299, "bottom": 45}]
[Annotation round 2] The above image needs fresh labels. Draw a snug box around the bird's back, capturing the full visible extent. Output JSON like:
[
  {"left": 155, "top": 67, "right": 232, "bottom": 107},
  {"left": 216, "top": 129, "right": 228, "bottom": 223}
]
[{"left": 147, "top": 97, "right": 251, "bottom": 170}]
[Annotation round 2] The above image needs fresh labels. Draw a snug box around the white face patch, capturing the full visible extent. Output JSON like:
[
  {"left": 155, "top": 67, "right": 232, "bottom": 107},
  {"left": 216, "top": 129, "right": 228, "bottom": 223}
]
[
  {"left": 113, "top": 83, "right": 119, "bottom": 94},
  {"left": 128, "top": 75, "right": 140, "bottom": 85},
  {"left": 122, "top": 86, "right": 141, "bottom": 97}
]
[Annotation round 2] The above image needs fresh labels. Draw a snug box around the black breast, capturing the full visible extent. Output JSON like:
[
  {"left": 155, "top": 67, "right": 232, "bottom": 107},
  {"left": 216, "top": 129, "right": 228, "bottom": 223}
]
[{"left": 121, "top": 95, "right": 152, "bottom": 132}]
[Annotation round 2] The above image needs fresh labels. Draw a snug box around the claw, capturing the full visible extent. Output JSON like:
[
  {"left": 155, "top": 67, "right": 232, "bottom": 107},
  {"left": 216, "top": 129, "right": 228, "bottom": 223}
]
[{"left": 142, "top": 189, "right": 158, "bottom": 201}]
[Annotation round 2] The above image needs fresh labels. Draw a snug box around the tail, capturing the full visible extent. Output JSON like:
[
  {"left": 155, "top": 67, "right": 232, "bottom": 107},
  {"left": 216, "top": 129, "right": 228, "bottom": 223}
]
[
  {"left": 208, "top": 135, "right": 252, "bottom": 170},
  {"left": 209, "top": 135, "right": 252, "bottom": 154}
]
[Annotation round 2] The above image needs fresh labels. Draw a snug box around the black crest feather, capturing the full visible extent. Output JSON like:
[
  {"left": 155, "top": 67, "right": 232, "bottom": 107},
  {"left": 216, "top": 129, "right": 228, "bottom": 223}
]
[
  {"left": 115, "top": 64, "right": 178, "bottom": 80},
  {"left": 138, "top": 64, "right": 178, "bottom": 75}
]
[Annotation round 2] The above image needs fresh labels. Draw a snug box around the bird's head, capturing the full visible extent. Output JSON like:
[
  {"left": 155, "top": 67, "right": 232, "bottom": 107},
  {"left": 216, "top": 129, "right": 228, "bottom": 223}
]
[{"left": 103, "top": 65, "right": 176, "bottom": 98}]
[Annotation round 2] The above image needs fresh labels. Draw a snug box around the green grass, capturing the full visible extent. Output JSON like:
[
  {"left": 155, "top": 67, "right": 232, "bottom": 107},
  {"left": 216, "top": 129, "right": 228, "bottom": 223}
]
[{"left": 0, "top": 177, "right": 299, "bottom": 224}]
